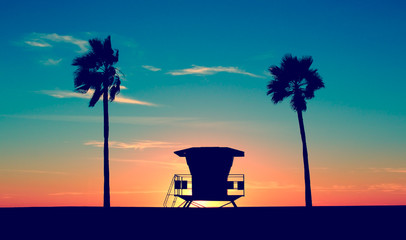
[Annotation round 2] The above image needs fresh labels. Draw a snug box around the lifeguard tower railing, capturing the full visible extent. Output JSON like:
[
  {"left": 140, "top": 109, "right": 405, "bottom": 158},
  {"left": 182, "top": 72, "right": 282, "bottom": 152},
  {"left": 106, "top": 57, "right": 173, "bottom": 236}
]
[{"left": 163, "top": 174, "right": 245, "bottom": 208}]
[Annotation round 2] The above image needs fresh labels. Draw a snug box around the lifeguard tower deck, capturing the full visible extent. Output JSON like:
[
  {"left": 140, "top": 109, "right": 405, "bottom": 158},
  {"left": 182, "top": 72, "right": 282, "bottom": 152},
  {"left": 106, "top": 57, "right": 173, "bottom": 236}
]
[{"left": 164, "top": 147, "right": 245, "bottom": 208}]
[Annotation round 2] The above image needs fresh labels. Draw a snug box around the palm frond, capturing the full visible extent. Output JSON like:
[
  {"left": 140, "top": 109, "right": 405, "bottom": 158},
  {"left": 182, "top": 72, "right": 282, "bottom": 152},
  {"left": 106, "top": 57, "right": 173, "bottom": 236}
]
[
  {"left": 103, "top": 36, "right": 112, "bottom": 54},
  {"left": 72, "top": 52, "right": 99, "bottom": 69},
  {"left": 72, "top": 35, "right": 121, "bottom": 107},
  {"left": 269, "top": 65, "right": 281, "bottom": 77},
  {"left": 299, "top": 56, "right": 313, "bottom": 72},
  {"left": 304, "top": 70, "right": 324, "bottom": 99},
  {"left": 291, "top": 91, "right": 307, "bottom": 112},
  {"left": 267, "top": 53, "right": 324, "bottom": 111},
  {"left": 109, "top": 74, "right": 121, "bottom": 101},
  {"left": 267, "top": 79, "right": 292, "bottom": 103},
  {"left": 73, "top": 67, "right": 103, "bottom": 92},
  {"left": 89, "top": 38, "right": 104, "bottom": 58},
  {"left": 280, "top": 54, "right": 296, "bottom": 70},
  {"left": 113, "top": 49, "right": 119, "bottom": 64},
  {"left": 89, "top": 88, "right": 103, "bottom": 107},
  {"left": 103, "top": 36, "right": 114, "bottom": 63},
  {"left": 106, "top": 66, "right": 116, "bottom": 81}
]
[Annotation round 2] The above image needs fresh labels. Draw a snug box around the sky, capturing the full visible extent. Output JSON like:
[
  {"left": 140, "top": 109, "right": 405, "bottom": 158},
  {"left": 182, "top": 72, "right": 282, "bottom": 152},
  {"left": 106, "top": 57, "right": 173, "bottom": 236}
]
[{"left": 0, "top": 0, "right": 405, "bottom": 207}]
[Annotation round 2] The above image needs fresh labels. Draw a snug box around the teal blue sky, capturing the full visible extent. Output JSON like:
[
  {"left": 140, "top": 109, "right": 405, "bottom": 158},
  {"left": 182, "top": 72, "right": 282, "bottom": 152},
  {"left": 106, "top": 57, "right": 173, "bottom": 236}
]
[{"left": 1, "top": 0, "right": 405, "bottom": 206}]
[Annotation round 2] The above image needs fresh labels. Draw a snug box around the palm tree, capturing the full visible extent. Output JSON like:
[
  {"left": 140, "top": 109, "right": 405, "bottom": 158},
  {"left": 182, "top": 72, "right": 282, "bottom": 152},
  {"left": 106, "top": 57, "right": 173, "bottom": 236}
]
[
  {"left": 72, "top": 36, "right": 121, "bottom": 208},
  {"left": 267, "top": 54, "right": 324, "bottom": 207}
]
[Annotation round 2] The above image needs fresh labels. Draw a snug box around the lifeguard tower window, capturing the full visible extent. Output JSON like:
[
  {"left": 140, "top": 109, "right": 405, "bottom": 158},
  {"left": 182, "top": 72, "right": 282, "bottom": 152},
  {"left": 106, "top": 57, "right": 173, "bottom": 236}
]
[
  {"left": 175, "top": 180, "right": 188, "bottom": 189},
  {"left": 237, "top": 181, "right": 244, "bottom": 190}
]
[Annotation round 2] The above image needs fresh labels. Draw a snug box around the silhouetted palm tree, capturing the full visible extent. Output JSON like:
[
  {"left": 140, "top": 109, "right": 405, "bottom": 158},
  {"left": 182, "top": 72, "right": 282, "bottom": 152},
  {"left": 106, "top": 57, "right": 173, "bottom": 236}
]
[
  {"left": 72, "top": 36, "right": 120, "bottom": 208},
  {"left": 267, "top": 54, "right": 324, "bottom": 207}
]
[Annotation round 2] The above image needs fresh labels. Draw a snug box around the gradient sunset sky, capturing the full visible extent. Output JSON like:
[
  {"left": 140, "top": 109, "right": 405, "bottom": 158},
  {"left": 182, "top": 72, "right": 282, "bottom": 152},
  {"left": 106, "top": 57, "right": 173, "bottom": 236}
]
[{"left": 1, "top": 0, "right": 405, "bottom": 207}]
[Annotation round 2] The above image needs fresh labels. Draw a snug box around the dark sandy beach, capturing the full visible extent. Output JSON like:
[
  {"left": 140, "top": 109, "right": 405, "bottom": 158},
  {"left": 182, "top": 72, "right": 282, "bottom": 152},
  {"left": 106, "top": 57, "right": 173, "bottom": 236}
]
[{"left": 1, "top": 206, "right": 404, "bottom": 238}]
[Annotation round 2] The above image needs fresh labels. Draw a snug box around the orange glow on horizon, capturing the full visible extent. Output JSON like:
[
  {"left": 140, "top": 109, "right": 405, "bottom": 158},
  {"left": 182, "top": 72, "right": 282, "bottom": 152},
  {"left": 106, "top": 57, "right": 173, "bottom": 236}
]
[{"left": 1, "top": 130, "right": 405, "bottom": 207}]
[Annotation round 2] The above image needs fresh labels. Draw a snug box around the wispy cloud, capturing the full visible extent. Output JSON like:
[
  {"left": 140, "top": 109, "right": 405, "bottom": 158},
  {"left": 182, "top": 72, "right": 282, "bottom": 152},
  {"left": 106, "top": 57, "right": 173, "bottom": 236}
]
[
  {"left": 84, "top": 140, "right": 184, "bottom": 150},
  {"left": 369, "top": 168, "right": 406, "bottom": 173},
  {"left": 110, "top": 158, "right": 185, "bottom": 169},
  {"left": 41, "top": 58, "right": 62, "bottom": 66},
  {"left": 313, "top": 185, "right": 359, "bottom": 192},
  {"left": 368, "top": 183, "right": 406, "bottom": 192},
  {"left": 26, "top": 33, "right": 89, "bottom": 53},
  {"left": 313, "top": 183, "right": 406, "bottom": 193},
  {"left": 1, "top": 114, "right": 196, "bottom": 125},
  {"left": 1, "top": 194, "right": 16, "bottom": 199},
  {"left": 167, "top": 65, "right": 264, "bottom": 78},
  {"left": 25, "top": 41, "right": 51, "bottom": 48},
  {"left": 246, "top": 181, "right": 299, "bottom": 190},
  {"left": 114, "top": 96, "right": 156, "bottom": 105},
  {"left": 39, "top": 89, "right": 157, "bottom": 106},
  {"left": 109, "top": 116, "right": 203, "bottom": 127},
  {"left": 49, "top": 190, "right": 165, "bottom": 196},
  {"left": 0, "top": 169, "right": 67, "bottom": 175},
  {"left": 40, "top": 33, "right": 89, "bottom": 52},
  {"left": 40, "top": 90, "right": 89, "bottom": 99},
  {"left": 385, "top": 168, "right": 406, "bottom": 173},
  {"left": 1, "top": 114, "right": 243, "bottom": 131},
  {"left": 48, "top": 192, "right": 88, "bottom": 196},
  {"left": 111, "top": 190, "right": 166, "bottom": 194},
  {"left": 142, "top": 65, "right": 161, "bottom": 72}
]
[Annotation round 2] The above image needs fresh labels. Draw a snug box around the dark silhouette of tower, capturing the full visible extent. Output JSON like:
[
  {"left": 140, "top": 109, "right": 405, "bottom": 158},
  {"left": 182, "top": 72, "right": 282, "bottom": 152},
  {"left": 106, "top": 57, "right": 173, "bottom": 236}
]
[{"left": 164, "top": 147, "right": 245, "bottom": 208}]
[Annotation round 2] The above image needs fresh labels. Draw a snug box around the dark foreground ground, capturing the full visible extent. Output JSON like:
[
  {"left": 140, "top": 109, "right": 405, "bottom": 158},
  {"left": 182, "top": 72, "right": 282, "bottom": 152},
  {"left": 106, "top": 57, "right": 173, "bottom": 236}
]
[{"left": 0, "top": 206, "right": 404, "bottom": 239}]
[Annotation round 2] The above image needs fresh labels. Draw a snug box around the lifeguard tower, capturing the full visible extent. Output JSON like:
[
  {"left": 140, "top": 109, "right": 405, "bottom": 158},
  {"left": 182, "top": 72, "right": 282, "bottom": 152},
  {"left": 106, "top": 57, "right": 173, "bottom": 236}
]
[{"left": 163, "top": 147, "right": 245, "bottom": 208}]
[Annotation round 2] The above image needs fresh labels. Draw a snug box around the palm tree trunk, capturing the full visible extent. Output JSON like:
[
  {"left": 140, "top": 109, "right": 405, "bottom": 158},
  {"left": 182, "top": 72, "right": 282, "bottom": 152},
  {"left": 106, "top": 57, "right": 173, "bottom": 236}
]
[
  {"left": 103, "top": 87, "right": 110, "bottom": 208},
  {"left": 297, "top": 110, "right": 312, "bottom": 207}
]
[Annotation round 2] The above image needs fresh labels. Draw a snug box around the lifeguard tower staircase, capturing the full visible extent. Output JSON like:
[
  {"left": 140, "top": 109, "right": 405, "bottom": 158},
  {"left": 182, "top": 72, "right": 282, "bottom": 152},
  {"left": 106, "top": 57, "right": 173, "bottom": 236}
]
[{"left": 163, "top": 147, "right": 245, "bottom": 208}]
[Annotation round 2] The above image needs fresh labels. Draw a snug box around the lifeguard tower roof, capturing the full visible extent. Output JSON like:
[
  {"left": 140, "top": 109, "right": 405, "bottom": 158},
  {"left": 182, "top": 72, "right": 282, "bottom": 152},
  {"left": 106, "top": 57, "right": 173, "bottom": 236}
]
[{"left": 174, "top": 147, "right": 244, "bottom": 157}]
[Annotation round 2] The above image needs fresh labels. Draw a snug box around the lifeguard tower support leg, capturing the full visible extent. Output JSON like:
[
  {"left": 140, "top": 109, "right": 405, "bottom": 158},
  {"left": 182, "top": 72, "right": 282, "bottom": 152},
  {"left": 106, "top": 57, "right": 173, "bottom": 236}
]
[
  {"left": 219, "top": 200, "right": 238, "bottom": 208},
  {"left": 183, "top": 201, "right": 192, "bottom": 208}
]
